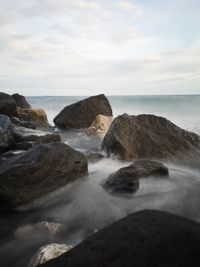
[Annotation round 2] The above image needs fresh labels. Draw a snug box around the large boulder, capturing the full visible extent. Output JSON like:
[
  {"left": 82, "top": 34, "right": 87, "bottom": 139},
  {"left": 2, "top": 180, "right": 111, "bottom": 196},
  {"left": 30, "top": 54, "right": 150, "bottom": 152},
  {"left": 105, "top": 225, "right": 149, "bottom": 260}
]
[
  {"left": 29, "top": 243, "right": 72, "bottom": 267},
  {"left": 54, "top": 94, "right": 113, "bottom": 130},
  {"left": 41, "top": 210, "right": 200, "bottom": 267},
  {"left": 13, "top": 126, "right": 61, "bottom": 144},
  {"left": 102, "top": 114, "right": 200, "bottom": 164},
  {"left": 0, "top": 114, "right": 15, "bottom": 153},
  {"left": 103, "top": 159, "right": 169, "bottom": 194},
  {"left": 0, "top": 92, "right": 17, "bottom": 116},
  {"left": 86, "top": 114, "right": 113, "bottom": 139},
  {"left": 16, "top": 107, "right": 50, "bottom": 128},
  {"left": 0, "top": 143, "right": 88, "bottom": 209},
  {"left": 12, "top": 93, "right": 31, "bottom": 109}
]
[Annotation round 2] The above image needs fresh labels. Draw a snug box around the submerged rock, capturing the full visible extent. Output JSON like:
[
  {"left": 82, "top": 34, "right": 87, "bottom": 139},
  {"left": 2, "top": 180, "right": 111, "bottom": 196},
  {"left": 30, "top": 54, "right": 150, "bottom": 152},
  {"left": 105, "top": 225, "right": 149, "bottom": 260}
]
[
  {"left": 86, "top": 114, "right": 113, "bottom": 139},
  {"left": 15, "top": 221, "right": 64, "bottom": 241},
  {"left": 103, "top": 159, "right": 169, "bottom": 194},
  {"left": 0, "top": 114, "right": 15, "bottom": 153},
  {"left": 41, "top": 210, "right": 200, "bottom": 267},
  {"left": 29, "top": 243, "right": 72, "bottom": 267},
  {"left": 102, "top": 114, "right": 200, "bottom": 164},
  {"left": 54, "top": 94, "right": 112, "bottom": 130},
  {"left": 0, "top": 92, "right": 17, "bottom": 116},
  {"left": 16, "top": 107, "right": 50, "bottom": 128},
  {"left": 13, "top": 126, "right": 61, "bottom": 144},
  {"left": 0, "top": 142, "right": 88, "bottom": 209},
  {"left": 12, "top": 93, "right": 31, "bottom": 109}
]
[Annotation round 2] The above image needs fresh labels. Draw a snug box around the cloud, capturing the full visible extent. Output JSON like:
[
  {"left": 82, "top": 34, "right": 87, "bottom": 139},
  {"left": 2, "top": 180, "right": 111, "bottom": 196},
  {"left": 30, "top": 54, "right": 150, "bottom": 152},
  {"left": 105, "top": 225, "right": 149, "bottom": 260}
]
[{"left": 115, "top": 1, "right": 143, "bottom": 16}]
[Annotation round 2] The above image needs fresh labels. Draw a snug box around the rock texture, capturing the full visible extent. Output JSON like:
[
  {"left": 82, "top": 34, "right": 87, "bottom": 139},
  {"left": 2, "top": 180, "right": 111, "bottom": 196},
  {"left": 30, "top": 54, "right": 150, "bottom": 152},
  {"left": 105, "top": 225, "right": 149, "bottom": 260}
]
[
  {"left": 0, "top": 92, "right": 17, "bottom": 116},
  {"left": 12, "top": 93, "right": 31, "bottom": 109},
  {"left": 41, "top": 210, "right": 200, "bottom": 267},
  {"left": 103, "top": 159, "right": 169, "bottom": 194},
  {"left": 54, "top": 94, "right": 112, "bottom": 130},
  {"left": 13, "top": 126, "right": 61, "bottom": 143},
  {"left": 16, "top": 107, "right": 50, "bottom": 128},
  {"left": 102, "top": 114, "right": 200, "bottom": 164},
  {"left": 0, "top": 143, "right": 88, "bottom": 209},
  {"left": 85, "top": 151, "right": 105, "bottom": 163},
  {"left": 86, "top": 114, "right": 113, "bottom": 138},
  {"left": 29, "top": 243, "right": 72, "bottom": 267},
  {"left": 0, "top": 114, "right": 15, "bottom": 153},
  {"left": 10, "top": 116, "right": 36, "bottom": 129}
]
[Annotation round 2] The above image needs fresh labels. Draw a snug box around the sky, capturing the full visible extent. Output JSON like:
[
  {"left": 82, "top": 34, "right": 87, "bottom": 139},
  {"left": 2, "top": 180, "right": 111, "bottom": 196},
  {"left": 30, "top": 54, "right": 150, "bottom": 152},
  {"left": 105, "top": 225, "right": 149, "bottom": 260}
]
[{"left": 0, "top": 0, "right": 200, "bottom": 96}]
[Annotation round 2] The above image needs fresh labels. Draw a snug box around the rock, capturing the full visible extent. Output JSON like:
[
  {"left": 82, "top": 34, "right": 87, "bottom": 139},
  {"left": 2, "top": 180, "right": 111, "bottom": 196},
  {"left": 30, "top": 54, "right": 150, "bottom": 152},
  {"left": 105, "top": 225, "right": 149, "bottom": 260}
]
[
  {"left": 54, "top": 94, "right": 113, "bottom": 130},
  {"left": 10, "top": 116, "right": 36, "bottom": 129},
  {"left": 0, "top": 114, "right": 15, "bottom": 153},
  {"left": 85, "top": 151, "right": 105, "bottom": 163},
  {"left": 102, "top": 114, "right": 200, "bottom": 164},
  {"left": 15, "top": 221, "right": 64, "bottom": 241},
  {"left": 29, "top": 243, "right": 72, "bottom": 267},
  {"left": 103, "top": 159, "right": 169, "bottom": 194},
  {"left": 16, "top": 107, "right": 50, "bottom": 128},
  {"left": 0, "top": 92, "right": 17, "bottom": 116},
  {"left": 12, "top": 93, "right": 31, "bottom": 109},
  {"left": 13, "top": 126, "right": 61, "bottom": 144},
  {"left": 41, "top": 210, "right": 200, "bottom": 267},
  {"left": 15, "top": 141, "right": 34, "bottom": 150},
  {"left": 0, "top": 142, "right": 88, "bottom": 209},
  {"left": 86, "top": 114, "right": 113, "bottom": 138}
]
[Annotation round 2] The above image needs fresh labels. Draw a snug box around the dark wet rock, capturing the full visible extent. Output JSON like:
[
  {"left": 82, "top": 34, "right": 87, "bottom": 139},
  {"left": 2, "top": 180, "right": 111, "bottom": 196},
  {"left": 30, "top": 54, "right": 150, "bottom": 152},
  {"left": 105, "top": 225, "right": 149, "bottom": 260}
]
[
  {"left": 16, "top": 107, "right": 51, "bottom": 128},
  {"left": 85, "top": 151, "right": 105, "bottom": 163},
  {"left": 102, "top": 114, "right": 200, "bottom": 164},
  {"left": 103, "top": 159, "right": 169, "bottom": 194},
  {"left": 10, "top": 116, "right": 36, "bottom": 129},
  {"left": 54, "top": 94, "right": 112, "bottom": 130},
  {"left": 13, "top": 126, "right": 61, "bottom": 144},
  {"left": 0, "top": 92, "right": 17, "bottom": 116},
  {"left": 0, "top": 143, "right": 88, "bottom": 209},
  {"left": 12, "top": 93, "right": 31, "bottom": 109},
  {"left": 15, "top": 141, "right": 34, "bottom": 150},
  {"left": 36, "top": 133, "right": 61, "bottom": 144},
  {"left": 0, "top": 114, "right": 15, "bottom": 153},
  {"left": 15, "top": 221, "right": 64, "bottom": 241},
  {"left": 41, "top": 210, "right": 200, "bottom": 267},
  {"left": 29, "top": 243, "right": 72, "bottom": 267}
]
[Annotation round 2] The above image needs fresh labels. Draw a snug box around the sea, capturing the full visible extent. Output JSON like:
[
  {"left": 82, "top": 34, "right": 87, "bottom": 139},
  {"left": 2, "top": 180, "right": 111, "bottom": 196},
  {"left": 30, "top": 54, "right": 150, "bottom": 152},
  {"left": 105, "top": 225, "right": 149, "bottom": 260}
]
[{"left": 1, "top": 95, "right": 200, "bottom": 267}]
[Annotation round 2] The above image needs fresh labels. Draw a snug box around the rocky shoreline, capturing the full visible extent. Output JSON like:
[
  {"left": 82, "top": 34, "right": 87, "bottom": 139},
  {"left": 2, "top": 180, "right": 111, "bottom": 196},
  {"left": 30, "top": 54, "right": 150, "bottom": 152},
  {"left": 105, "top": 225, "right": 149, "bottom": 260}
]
[{"left": 0, "top": 92, "right": 200, "bottom": 267}]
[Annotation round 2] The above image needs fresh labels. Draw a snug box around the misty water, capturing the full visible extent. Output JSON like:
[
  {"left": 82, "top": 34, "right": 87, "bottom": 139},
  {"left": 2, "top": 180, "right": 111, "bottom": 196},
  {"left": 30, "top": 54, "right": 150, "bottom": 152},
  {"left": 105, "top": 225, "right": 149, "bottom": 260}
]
[{"left": 1, "top": 95, "right": 200, "bottom": 267}]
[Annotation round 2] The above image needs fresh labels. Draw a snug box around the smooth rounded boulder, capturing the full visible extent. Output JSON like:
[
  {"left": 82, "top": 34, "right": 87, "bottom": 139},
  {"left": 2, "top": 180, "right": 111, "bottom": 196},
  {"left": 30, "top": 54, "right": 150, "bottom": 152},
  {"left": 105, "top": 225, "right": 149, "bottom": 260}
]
[
  {"left": 0, "top": 142, "right": 88, "bottom": 209},
  {"left": 103, "top": 159, "right": 169, "bottom": 194},
  {"left": 0, "top": 92, "right": 17, "bottom": 116},
  {"left": 41, "top": 210, "right": 200, "bottom": 267},
  {"left": 102, "top": 114, "right": 200, "bottom": 165},
  {"left": 12, "top": 93, "right": 31, "bottom": 109},
  {"left": 0, "top": 114, "right": 15, "bottom": 153},
  {"left": 54, "top": 94, "right": 112, "bottom": 130}
]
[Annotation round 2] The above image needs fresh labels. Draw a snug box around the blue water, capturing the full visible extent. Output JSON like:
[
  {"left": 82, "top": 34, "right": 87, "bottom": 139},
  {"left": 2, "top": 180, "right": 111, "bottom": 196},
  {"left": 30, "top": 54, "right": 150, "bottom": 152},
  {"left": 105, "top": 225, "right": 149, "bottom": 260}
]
[{"left": 27, "top": 95, "right": 200, "bottom": 134}]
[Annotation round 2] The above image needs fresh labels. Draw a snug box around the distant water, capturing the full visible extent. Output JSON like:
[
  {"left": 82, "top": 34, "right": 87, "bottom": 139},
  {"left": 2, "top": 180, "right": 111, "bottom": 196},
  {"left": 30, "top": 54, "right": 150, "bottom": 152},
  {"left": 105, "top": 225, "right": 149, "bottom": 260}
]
[{"left": 27, "top": 95, "right": 200, "bottom": 134}]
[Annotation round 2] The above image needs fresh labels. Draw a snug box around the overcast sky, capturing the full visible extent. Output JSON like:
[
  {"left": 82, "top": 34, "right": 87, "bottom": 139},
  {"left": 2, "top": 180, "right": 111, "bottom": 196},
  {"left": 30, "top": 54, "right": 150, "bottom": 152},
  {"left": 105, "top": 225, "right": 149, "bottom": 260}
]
[{"left": 0, "top": 0, "right": 200, "bottom": 96}]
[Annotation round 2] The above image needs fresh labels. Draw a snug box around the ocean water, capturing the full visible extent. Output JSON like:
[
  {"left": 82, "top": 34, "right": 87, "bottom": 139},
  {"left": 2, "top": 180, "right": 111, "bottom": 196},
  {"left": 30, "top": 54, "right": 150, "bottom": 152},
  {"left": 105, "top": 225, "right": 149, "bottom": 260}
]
[
  {"left": 1, "top": 95, "right": 200, "bottom": 267},
  {"left": 27, "top": 95, "right": 200, "bottom": 134}
]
